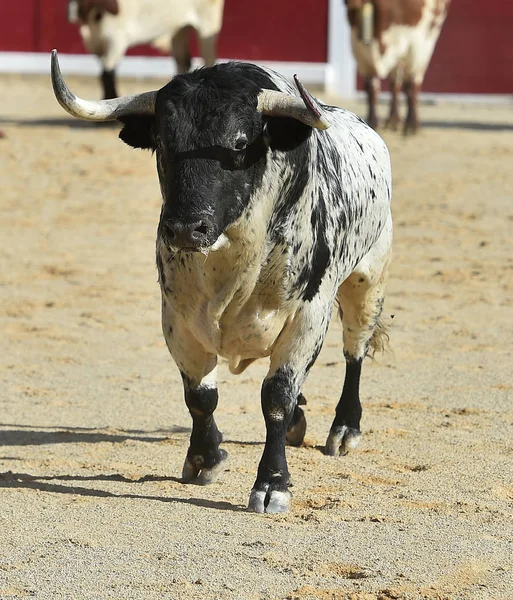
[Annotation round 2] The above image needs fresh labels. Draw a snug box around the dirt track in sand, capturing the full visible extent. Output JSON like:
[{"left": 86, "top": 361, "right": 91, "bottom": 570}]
[{"left": 1, "top": 73, "right": 513, "bottom": 599}]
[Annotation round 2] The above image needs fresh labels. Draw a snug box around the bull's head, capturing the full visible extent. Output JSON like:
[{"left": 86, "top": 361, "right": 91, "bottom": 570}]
[{"left": 51, "top": 50, "right": 329, "bottom": 252}]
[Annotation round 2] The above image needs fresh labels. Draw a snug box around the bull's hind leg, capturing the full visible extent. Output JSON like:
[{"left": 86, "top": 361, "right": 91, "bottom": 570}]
[
  {"left": 325, "top": 214, "right": 392, "bottom": 456},
  {"left": 286, "top": 393, "right": 307, "bottom": 447},
  {"left": 162, "top": 313, "right": 227, "bottom": 484}
]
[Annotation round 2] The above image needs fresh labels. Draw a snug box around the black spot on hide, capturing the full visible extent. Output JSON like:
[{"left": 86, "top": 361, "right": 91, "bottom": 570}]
[{"left": 299, "top": 191, "right": 331, "bottom": 302}]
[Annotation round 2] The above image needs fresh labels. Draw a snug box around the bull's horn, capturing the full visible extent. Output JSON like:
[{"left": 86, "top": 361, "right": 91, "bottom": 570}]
[
  {"left": 257, "top": 74, "right": 330, "bottom": 130},
  {"left": 51, "top": 49, "right": 157, "bottom": 121}
]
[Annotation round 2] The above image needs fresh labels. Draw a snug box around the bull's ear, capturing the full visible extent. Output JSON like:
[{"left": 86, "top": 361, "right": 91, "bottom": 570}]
[
  {"left": 264, "top": 116, "right": 312, "bottom": 152},
  {"left": 118, "top": 115, "right": 156, "bottom": 150}
]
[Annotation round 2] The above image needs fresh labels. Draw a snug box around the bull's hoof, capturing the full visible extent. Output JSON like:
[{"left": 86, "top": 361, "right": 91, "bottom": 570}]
[
  {"left": 181, "top": 449, "right": 228, "bottom": 485},
  {"left": 325, "top": 426, "right": 361, "bottom": 456},
  {"left": 247, "top": 487, "right": 292, "bottom": 514},
  {"left": 286, "top": 405, "right": 307, "bottom": 447}
]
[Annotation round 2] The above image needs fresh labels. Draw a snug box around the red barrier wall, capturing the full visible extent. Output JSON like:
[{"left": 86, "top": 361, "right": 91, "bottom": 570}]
[
  {"left": 423, "top": 0, "right": 513, "bottom": 94},
  {"left": 0, "top": 0, "right": 329, "bottom": 62},
  {"left": 1, "top": 0, "right": 512, "bottom": 93}
]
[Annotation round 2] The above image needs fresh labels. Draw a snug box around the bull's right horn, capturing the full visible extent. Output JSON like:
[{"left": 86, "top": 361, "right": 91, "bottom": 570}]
[
  {"left": 257, "top": 74, "right": 330, "bottom": 130},
  {"left": 51, "top": 49, "right": 157, "bottom": 121}
]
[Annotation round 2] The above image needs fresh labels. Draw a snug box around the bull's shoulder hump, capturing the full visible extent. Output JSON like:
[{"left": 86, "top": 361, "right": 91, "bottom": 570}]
[{"left": 322, "top": 107, "right": 390, "bottom": 166}]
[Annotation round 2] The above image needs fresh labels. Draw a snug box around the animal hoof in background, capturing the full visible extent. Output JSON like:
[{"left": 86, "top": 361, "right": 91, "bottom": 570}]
[
  {"left": 367, "top": 115, "right": 379, "bottom": 130},
  {"left": 181, "top": 449, "right": 228, "bottom": 485},
  {"left": 403, "top": 119, "right": 419, "bottom": 136},
  {"left": 286, "top": 405, "right": 307, "bottom": 447},
  {"left": 247, "top": 486, "right": 292, "bottom": 514},
  {"left": 325, "top": 425, "right": 361, "bottom": 456},
  {"left": 385, "top": 115, "right": 401, "bottom": 131}
]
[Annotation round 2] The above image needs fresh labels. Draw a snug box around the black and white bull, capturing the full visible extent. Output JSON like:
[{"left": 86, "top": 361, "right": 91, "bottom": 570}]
[{"left": 51, "top": 49, "right": 393, "bottom": 513}]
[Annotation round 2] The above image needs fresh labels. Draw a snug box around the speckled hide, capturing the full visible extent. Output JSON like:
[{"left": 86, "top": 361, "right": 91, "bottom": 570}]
[
  {"left": 51, "top": 58, "right": 393, "bottom": 513},
  {"left": 143, "top": 64, "right": 393, "bottom": 512}
]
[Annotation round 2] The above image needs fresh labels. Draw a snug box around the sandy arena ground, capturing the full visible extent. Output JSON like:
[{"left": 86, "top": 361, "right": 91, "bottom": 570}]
[{"left": 1, "top": 72, "right": 512, "bottom": 600}]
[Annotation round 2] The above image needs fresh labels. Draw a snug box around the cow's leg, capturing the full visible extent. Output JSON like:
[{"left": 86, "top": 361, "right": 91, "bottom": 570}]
[
  {"left": 386, "top": 70, "right": 402, "bottom": 131},
  {"left": 364, "top": 76, "right": 380, "bottom": 130},
  {"left": 198, "top": 33, "right": 219, "bottom": 67},
  {"left": 403, "top": 78, "right": 420, "bottom": 135},
  {"left": 326, "top": 212, "right": 392, "bottom": 456},
  {"left": 172, "top": 26, "right": 193, "bottom": 74},
  {"left": 248, "top": 300, "right": 333, "bottom": 513},
  {"left": 98, "top": 38, "right": 128, "bottom": 99},
  {"left": 100, "top": 69, "right": 118, "bottom": 99},
  {"left": 161, "top": 311, "right": 227, "bottom": 484}
]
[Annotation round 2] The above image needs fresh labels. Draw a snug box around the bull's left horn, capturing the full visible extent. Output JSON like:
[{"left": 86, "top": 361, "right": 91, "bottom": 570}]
[
  {"left": 51, "top": 49, "right": 157, "bottom": 121},
  {"left": 257, "top": 74, "right": 330, "bottom": 130}
]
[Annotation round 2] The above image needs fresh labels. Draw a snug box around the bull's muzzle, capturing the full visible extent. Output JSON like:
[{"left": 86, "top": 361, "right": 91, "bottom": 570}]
[{"left": 161, "top": 218, "right": 215, "bottom": 251}]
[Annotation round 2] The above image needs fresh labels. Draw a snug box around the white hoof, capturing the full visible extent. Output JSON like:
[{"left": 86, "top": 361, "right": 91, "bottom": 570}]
[
  {"left": 247, "top": 488, "right": 292, "bottom": 513},
  {"left": 325, "top": 426, "right": 361, "bottom": 456},
  {"left": 181, "top": 451, "right": 228, "bottom": 485}
]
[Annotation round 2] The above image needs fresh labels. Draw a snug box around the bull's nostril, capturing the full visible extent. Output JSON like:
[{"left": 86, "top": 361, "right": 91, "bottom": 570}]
[{"left": 195, "top": 223, "right": 208, "bottom": 235}]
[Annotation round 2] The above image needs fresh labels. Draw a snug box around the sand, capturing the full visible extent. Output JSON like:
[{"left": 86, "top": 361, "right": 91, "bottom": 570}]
[{"left": 1, "top": 72, "right": 512, "bottom": 600}]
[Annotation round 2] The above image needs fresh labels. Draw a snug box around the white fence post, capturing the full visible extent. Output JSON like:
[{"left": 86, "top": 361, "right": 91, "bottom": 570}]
[{"left": 326, "top": 0, "right": 356, "bottom": 98}]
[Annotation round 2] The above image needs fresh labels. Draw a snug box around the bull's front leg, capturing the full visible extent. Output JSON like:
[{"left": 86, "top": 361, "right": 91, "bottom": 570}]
[
  {"left": 181, "top": 367, "right": 228, "bottom": 485},
  {"left": 248, "top": 301, "right": 332, "bottom": 513},
  {"left": 248, "top": 367, "right": 298, "bottom": 513},
  {"left": 162, "top": 311, "right": 227, "bottom": 485}
]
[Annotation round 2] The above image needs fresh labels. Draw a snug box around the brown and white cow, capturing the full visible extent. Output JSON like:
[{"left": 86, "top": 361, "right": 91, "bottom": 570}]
[{"left": 346, "top": 0, "right": 451, "bottom": 133}]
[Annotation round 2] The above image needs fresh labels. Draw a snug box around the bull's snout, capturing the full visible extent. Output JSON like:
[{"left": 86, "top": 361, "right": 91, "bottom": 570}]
[{"left": 163, "top": 219, "right": 214, "bottom": 250}]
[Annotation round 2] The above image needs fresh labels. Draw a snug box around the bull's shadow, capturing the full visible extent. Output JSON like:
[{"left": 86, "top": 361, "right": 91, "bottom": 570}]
[
  {"left": 3, "top": 116, "right": 513, "bottom": 133},
  {"left": 0, "top": 424, "right": 265, "bottom": 447},
  {"left": 0, "top": 471, "right": 246, "bottom": 512},
  {"left": 0, "top": 116, "right": 119, "bottom": 129},
  {"left": 0, "top": 423, "right": 189, "bottom": 446},
  {"left": 420, "top": 119, "right": 513, "bottom": 132}
]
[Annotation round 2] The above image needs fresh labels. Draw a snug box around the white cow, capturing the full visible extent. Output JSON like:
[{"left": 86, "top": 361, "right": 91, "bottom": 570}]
[
  {"left": 68, "top": 0, "right": 224, "bottom": 98},
  {"left": 346, "top": 0, "right": 451, "bottom": 133}
]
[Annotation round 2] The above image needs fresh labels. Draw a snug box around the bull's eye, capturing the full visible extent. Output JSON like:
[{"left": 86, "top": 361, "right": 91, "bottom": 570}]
[{"left": 234, "top": 137, "right": 248, "bottom": 151}]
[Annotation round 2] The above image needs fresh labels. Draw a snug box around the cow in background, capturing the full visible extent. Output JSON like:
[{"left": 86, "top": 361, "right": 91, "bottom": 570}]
[
  {"left": 346, "top": 0, "right": 451, "bottom": 134},
  {"left": 67, "top": 0, "right": 224, "bottom": 99}
]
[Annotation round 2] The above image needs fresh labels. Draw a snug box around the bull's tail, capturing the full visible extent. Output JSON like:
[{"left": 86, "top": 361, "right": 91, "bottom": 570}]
[
  {"left": 368, "top": 312, "right": 391, "bottom": 358},
  {"left": 337, "top": 305, "right": 392, "bottom": 359}
]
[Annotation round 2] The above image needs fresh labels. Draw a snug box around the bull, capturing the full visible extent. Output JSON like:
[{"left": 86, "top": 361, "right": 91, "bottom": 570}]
[
  {"left": 67, "top": 0, "right": 224, "bottom": 99},
  {"left": 51, "top": 48, "right": 393, "bottom": 513},
  {"left": 346, "top": 0, "right": 451, "bottom": 133}
]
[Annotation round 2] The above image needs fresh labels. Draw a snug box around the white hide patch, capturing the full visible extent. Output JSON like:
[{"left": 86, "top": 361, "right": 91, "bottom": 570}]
[{"left": 210, "top": 233, "right": 230, "bottom": 251}]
